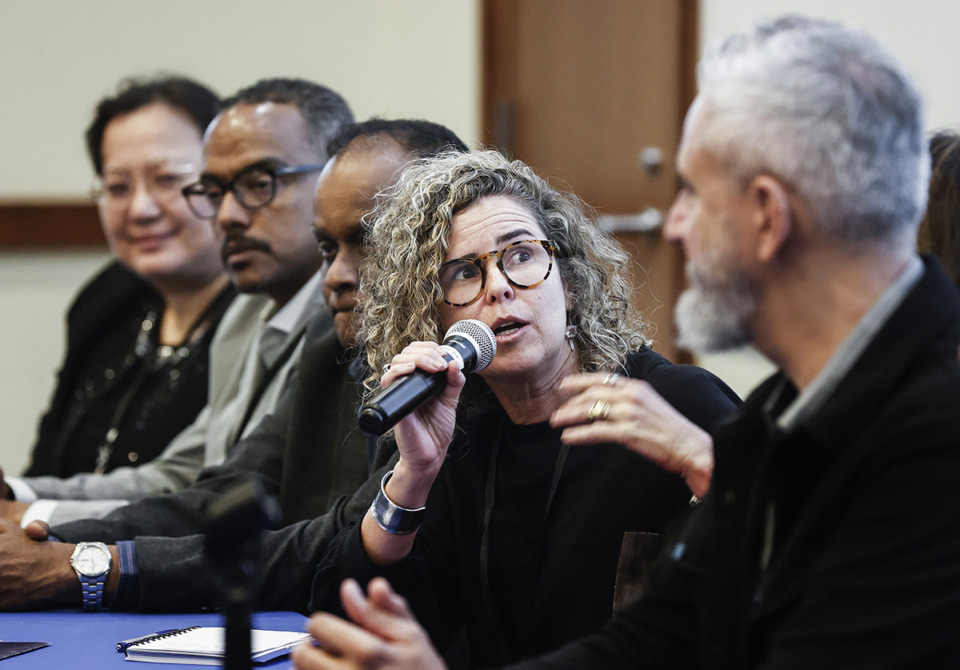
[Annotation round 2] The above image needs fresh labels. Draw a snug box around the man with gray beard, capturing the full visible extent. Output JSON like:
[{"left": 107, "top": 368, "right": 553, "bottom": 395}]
[{"left": 292, "top": 14, "right": 960, "bottom": 670}]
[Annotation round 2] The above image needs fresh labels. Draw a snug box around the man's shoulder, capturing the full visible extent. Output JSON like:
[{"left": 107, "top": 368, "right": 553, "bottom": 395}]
[
  {"left": 874, "top": 330, "right": 960, "bottom": 436},
  {"left": 212, "top": 294, "right": 276, "bottom": 346},
  {"left": 791, "top": 265, "right": 960, "bottom": 465},
  {"left": 854, "top": 259, "right": 960, "bottom": 434}
]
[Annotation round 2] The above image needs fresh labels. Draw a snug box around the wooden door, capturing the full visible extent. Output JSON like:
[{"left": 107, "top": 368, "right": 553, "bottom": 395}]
[{"left": 483, "top": 0, "right": 698, "bottom": 362}]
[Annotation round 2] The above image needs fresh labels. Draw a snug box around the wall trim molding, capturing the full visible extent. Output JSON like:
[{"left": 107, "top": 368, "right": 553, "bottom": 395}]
[{"left": 0, "top": 203, "right": 106, "bottom": 248}]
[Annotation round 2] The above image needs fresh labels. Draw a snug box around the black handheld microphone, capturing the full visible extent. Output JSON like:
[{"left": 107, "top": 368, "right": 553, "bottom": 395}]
[{"left": 357, "top": 319, "right": 497, "bottom": 435}]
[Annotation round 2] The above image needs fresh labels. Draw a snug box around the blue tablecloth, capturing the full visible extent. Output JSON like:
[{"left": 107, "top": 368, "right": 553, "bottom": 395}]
[{"left": 0, "top": 610, "right": 308, "bottom": 668}]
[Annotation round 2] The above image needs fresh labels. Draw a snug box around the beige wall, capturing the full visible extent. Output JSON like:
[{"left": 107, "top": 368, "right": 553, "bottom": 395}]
[
  {"left": 1, "top": 1, "right": 956, "bottom": 474},
  {"left": 0, "top": 0, "right": 482, "bottom": 474},
  {"left": 0, "top": 0, "right": 481, "bottom": 201},
  {"left": 702, "top": 0, "right": 960, "bottom": 132}
]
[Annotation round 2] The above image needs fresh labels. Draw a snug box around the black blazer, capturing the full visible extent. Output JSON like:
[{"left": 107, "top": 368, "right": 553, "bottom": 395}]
[
  {"left": 27, "top": 262, "right": 163, "bottom": 476},
  {"left": 25, "top": 261, "right": 233, "bottom": 477}
]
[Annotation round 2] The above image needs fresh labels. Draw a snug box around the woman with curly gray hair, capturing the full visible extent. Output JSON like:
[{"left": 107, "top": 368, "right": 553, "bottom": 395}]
[
  {"left": 357, "top": 150, "right": 647, "bottom": 381},
  {"left": 311, "top": 150, "right": 739, "bottom": 667}
]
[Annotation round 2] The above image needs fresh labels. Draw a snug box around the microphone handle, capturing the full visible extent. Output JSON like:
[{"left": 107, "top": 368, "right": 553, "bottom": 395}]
[{"left": 357, "top": 354, "right": 453, "bottom": 436}]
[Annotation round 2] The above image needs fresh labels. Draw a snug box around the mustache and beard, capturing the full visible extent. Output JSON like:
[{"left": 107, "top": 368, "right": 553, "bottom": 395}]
[{"left": 675, "top": 236, "right": 755, "bottom": 353}]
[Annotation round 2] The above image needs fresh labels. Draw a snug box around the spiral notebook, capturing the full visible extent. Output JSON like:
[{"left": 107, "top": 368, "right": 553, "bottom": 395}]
[{"left": 121, "top": 626, "right": 311, "bottom": 665}]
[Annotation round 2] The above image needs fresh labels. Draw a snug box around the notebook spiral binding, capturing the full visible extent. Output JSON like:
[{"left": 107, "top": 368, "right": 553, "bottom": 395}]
[{"left": 125, "top": 626, "right": 201, "bottom": 650}]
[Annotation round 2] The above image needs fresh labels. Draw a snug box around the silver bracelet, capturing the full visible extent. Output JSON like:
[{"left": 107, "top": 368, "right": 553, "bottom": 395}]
[{"left": 370, "top": 470, "right": 427, "bottom": 535}]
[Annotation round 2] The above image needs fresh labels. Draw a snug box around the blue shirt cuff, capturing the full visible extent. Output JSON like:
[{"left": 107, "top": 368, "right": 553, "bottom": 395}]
[{"left": 110, "top": 541, "right": 140, "bottom": 610}]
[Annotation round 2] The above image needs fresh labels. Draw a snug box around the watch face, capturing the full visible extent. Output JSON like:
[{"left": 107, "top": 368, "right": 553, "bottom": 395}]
[{"left": 73, "top": 544, "right": 110, "bottom": 576}]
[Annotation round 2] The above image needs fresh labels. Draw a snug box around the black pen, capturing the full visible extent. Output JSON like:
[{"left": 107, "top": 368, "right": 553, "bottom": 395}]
[{"left": 115, "top": 629, "right": 178, "bottom": 653}]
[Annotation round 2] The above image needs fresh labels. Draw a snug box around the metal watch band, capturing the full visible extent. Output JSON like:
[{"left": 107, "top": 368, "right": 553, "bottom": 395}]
[
  {"left": 79, "top": 576, "right": 105, "bottom": 612},
  {"left": 370, "top": 469, "right": 426, "bottom": 535}
]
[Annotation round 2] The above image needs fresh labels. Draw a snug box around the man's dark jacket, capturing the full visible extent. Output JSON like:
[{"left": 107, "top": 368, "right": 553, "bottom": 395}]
[{"left": 513, "top": 257, "right": 960, "bottom": 669}]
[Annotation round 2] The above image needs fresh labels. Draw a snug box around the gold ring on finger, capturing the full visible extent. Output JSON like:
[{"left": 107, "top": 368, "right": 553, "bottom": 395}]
[{"left": 587, "top": 399, "right": 611, "bottom": 422}]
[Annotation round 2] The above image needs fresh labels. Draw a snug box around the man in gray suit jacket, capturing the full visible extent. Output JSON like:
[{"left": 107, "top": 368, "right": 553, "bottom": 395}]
[{"left": 0, "top": 78, "right": 352, "bottom": 527}]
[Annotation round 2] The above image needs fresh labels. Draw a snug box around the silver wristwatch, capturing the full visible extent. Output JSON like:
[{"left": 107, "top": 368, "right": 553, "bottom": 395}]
[{"left": 70, "top": 542, "right": 111, "bottom": 612}]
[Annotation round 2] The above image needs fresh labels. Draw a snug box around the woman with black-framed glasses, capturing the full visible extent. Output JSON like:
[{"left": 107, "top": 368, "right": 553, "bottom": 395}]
[{"left": 308, "top": 150, "right": 740, "bottom": 668}]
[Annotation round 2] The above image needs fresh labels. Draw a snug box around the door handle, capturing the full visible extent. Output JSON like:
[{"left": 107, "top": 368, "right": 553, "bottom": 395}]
[{"left": 598, "top": 208, "right": 663, "bottom": 234}]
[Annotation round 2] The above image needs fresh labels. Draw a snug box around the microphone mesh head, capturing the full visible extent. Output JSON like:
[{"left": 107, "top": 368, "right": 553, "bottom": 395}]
[{"left": 445, "top": 319, "right": 497, "bottom": 371}]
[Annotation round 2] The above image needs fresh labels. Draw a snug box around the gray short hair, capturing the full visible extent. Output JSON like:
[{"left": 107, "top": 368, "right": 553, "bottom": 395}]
[{"left": 694, "top": 14, "right": 928, "bottom": 247}]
